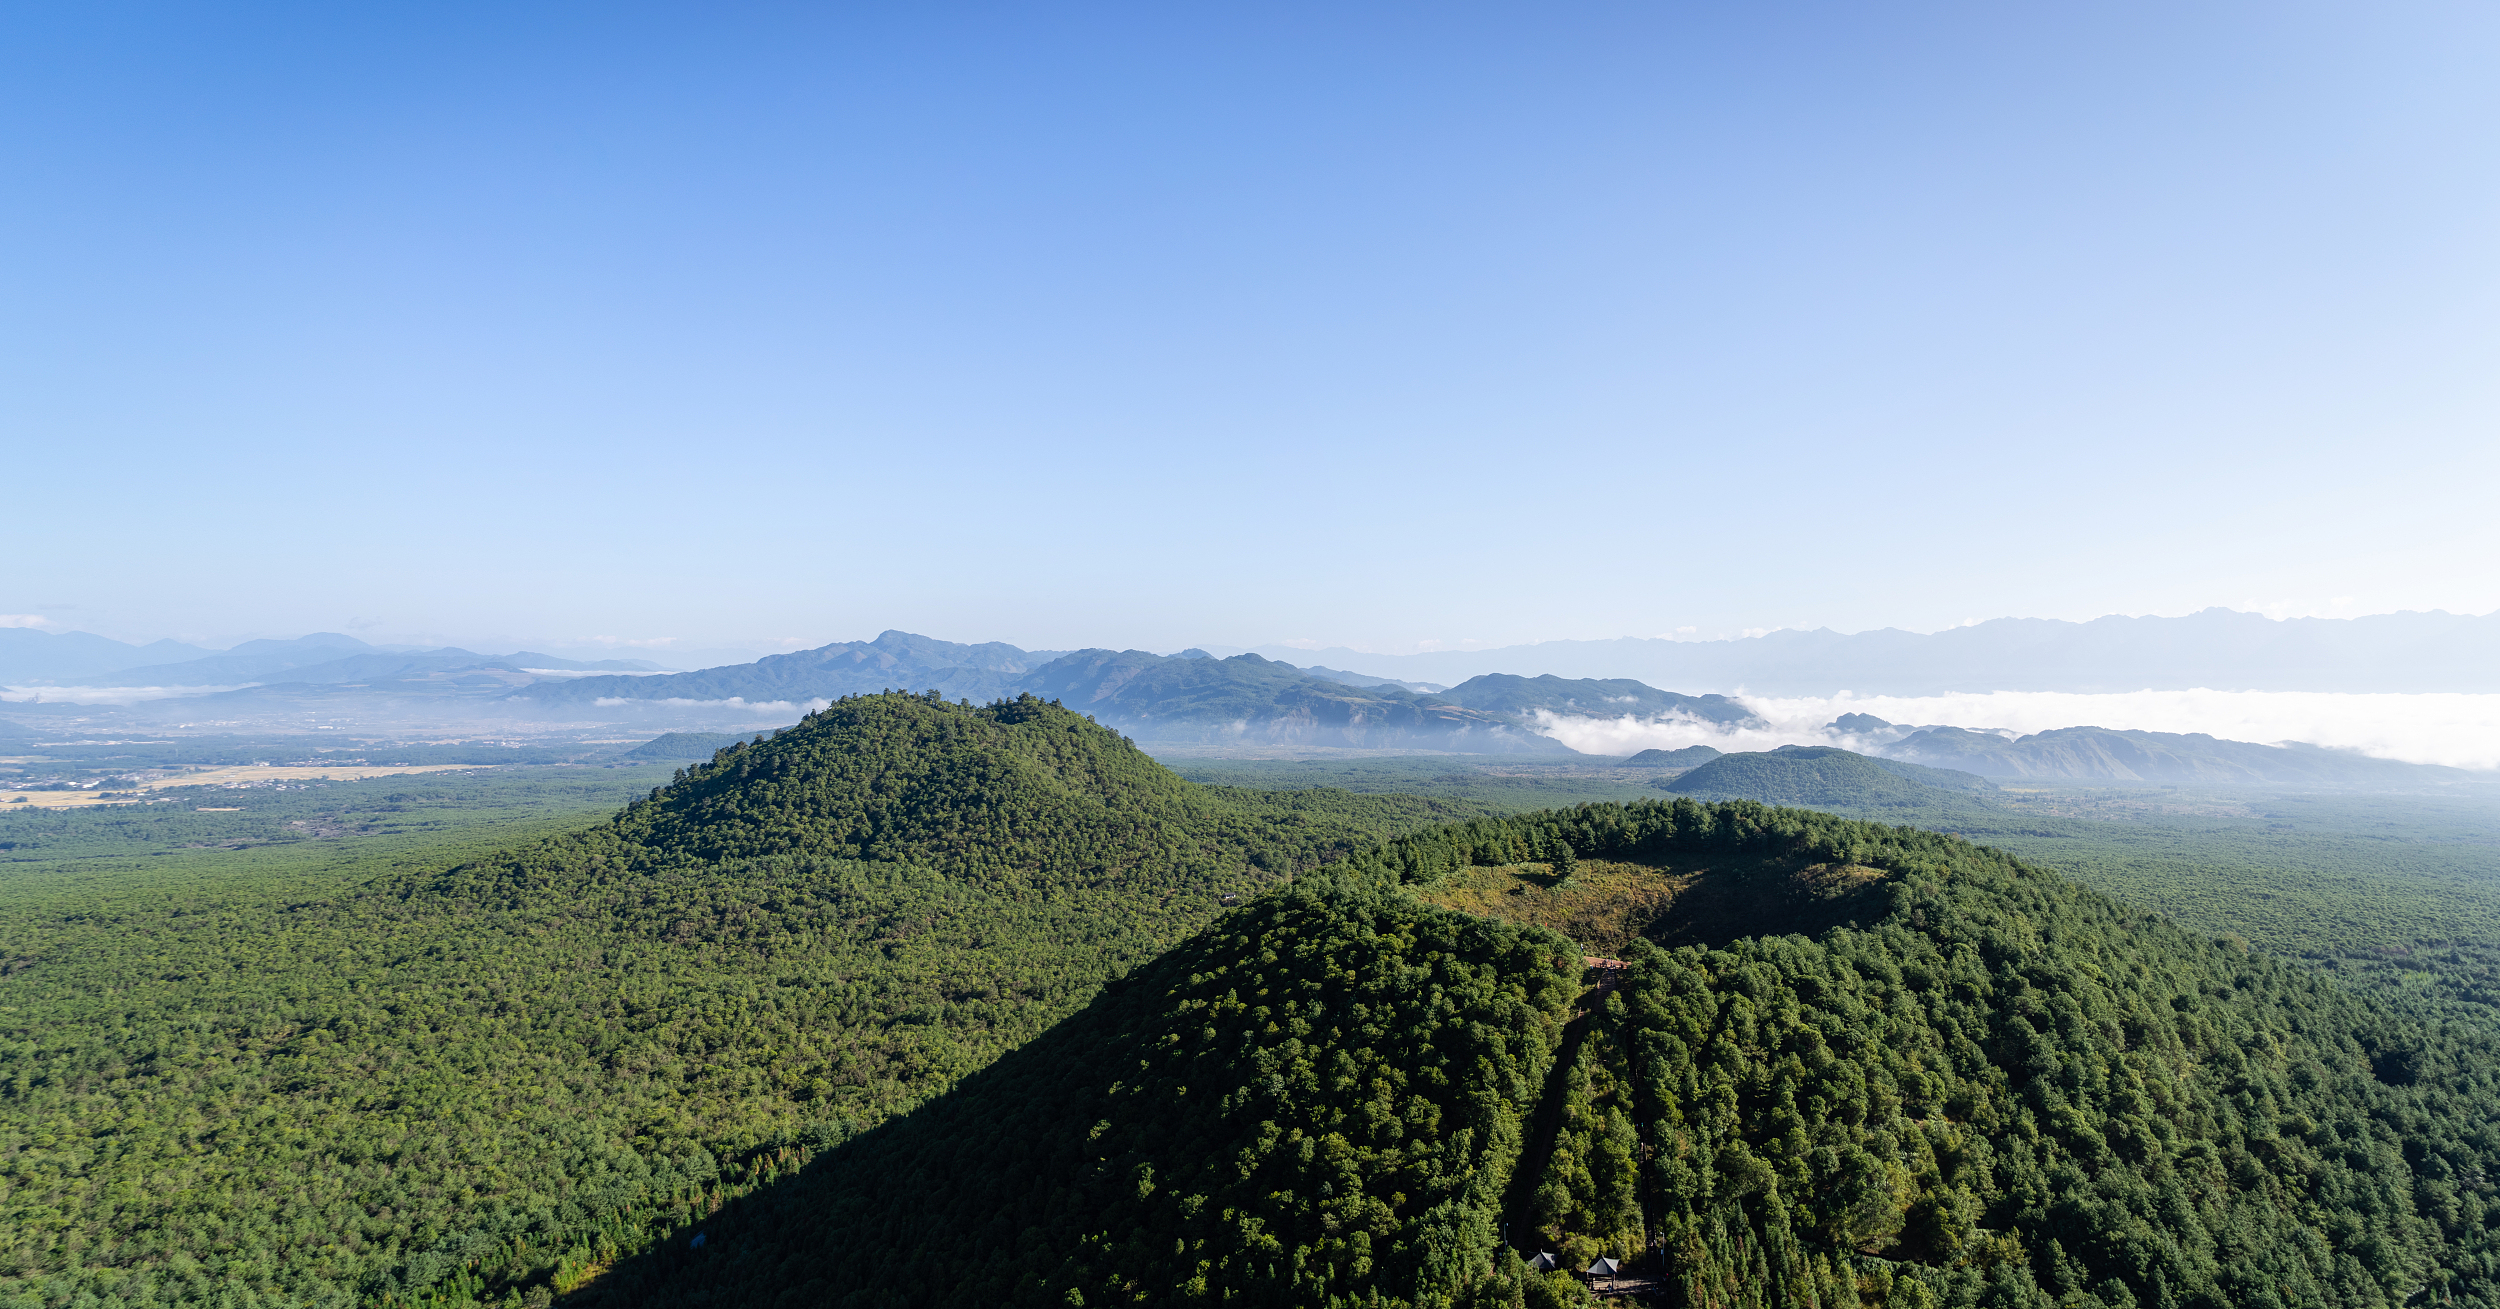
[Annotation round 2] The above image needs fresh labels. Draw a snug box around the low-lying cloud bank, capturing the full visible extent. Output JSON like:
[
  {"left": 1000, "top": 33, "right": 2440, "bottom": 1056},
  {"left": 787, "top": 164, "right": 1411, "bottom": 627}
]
[
  {"left": 1, "top": 684, "right": 254, "bottom": 706},
  {"left": 590, "top": 695, "right": 832, "bottom": 716},
  {"left": 1532, "top": 689, "right": 2500, "bottom": 772}
]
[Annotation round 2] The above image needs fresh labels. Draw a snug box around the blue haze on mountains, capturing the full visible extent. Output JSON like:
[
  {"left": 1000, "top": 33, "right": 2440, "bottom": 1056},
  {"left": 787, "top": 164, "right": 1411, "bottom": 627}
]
[{"left": 3, "top": 2, "right": 2496, "bottom": 655}]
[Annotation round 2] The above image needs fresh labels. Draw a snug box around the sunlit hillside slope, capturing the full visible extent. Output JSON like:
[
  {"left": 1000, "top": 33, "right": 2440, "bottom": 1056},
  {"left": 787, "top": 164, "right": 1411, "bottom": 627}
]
[{"left": 0, "top": 694, "right": 1490, "bottom": 1307}]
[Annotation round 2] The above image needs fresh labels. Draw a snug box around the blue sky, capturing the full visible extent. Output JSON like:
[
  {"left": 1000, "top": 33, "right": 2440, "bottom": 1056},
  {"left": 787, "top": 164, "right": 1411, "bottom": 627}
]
[{"left": 5, "top": 1, "right": 2495, "bottom": 660}]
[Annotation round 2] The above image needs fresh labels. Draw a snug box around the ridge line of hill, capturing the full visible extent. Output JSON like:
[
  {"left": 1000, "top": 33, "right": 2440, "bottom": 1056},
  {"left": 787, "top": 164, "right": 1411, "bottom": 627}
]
[
  {"left": 506, "top": 635, "right": 1761, "bottom": 755},
  {"left": 563, "top": 706, "right": 2500, "bottom": 1308}
]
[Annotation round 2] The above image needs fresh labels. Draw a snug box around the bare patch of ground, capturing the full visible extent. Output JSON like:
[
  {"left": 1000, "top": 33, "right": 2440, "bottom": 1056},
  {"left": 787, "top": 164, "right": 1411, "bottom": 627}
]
[{"left": 1418, "top": 856, "right": 1895, "bottom": 953}]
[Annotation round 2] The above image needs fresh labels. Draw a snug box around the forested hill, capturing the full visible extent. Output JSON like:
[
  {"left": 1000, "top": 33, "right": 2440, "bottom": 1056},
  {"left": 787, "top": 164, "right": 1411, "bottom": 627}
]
[
  {"left": 0, "top": 693, "right": 1498, "bottom": 1308},
  {"left": 515, "top": 629, "right": 1067, "bottom": 706},
  {"left": 1625, "top": 744, "right": 1721, "bottom": 768},
  {"left": 621, "top": 730, "right": 775, "bottom": 760},
  {"left": 1021, "top": 650, "right": 1565, "bottom": 752},
  {"left": 1669, "top": 745, "right": 1999, "bottom": 808},
  {"left": 1431, "top": 673, "right": 1759, "bottom": 727},
  {"left": 452, "top": 688, "right": 1365, "bottom": 881},
  {"left": 1880, "top": 723, "right": 2477, "bottom": 785},
  {"left": 591, "top": 797, "right": 2500, "bottom": 1309},
  {"left": 13, "top": 699, "right": 2500, "bottom": 1307}
]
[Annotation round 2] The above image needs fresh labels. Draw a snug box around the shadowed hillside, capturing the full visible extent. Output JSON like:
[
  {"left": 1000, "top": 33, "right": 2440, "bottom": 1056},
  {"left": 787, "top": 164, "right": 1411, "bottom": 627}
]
[
  {"left": 0, "top": 694, "right": 1500, "bottom": 1308},
  {"left": 574, "top": 886, "right": 1583, "bottom": 1307},
  {"left": 1667, "top": 745, "right": 1996, "bottom": 807},
  {"left": 583, "top": 795, "right": 2500, "bottom": 1309}
]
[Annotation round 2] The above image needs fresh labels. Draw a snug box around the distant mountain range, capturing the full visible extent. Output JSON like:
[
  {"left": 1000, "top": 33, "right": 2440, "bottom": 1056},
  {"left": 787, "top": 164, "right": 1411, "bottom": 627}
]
[
  {"left": 517, "top": 631, "right": 2494, "bottom": 781},
  {"left": 514, "top": 630, "right": 1064, "bottom": 706},
  {"left": 15, "top": 606, "right": 2497, "bottom": 697},
  {"left": 1298, "top": 665, "right": 1448, "bottom": 694},
  {"left": 0, "top": 628, "right": 217, "bottom": 682},
  {"left": 0, "top": 630, "right": 664, "bottom": 688},
  {"left": 1870, "top": 721, "right": 2474, "bottom": 786},
  {"left": 1252, "top": 607, "right": 2500, "bottom": 694},
  {"left": 8, "top": 622, "right": 2494, "bottom": 783},
  {"left": 1422, "top": 672, "right": 1756, "bottom": 725},
  {"left": 517, "top": 631, "right": 1772, "bottom": 754}
]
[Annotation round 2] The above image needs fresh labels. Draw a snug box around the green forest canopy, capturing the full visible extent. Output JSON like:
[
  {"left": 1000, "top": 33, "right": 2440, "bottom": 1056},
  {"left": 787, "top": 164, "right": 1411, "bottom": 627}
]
[
  {"left": 3, "top": 694, "right": 2497, "bottom": 1309},
  {"left": 1667, "top": 746, "right": 1996, "bottom": 807},
  {"left": 0, "top": 694, "right": 1493, "bottom": 1308},
  {"left": 595, "top": 792, "right": 2500, "bottom": 1309}
]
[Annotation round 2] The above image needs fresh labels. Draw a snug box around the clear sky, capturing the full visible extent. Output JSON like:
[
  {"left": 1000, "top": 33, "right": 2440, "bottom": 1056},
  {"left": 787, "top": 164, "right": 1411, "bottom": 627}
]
[{"left": 6, "top": 1, "right": 2495, "bottom": 659}]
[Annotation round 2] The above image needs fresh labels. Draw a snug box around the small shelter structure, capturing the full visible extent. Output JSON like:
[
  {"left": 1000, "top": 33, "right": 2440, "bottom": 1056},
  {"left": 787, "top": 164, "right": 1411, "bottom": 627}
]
[
  {"left": 1528, "top": 1251, "right": 1561, "bottom": 1273},
  {"left": 1583, "top": 1256, "right": 1623, "bottom": 1292}
]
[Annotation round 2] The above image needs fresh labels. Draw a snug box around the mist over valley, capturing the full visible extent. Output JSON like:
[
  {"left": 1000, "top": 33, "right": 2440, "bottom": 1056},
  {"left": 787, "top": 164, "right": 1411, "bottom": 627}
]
[{"left": 10, "top": 611, "right": 2499, "bottom": 777}]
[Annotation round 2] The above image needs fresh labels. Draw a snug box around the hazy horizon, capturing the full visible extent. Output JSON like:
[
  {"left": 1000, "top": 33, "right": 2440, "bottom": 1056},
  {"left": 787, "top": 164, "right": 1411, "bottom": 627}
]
[
  {"left": 7, "top": 2, "right": 2497, "bottom": 658},
  {"left": 13, "top": 607, "right": 2500, "bottom": 772},
  {"left": 7, "top": 601, "right": 2500, "bottom": 670}
]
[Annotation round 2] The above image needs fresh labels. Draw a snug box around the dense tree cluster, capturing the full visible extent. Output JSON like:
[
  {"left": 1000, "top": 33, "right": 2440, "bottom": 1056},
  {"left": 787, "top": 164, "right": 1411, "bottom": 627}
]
[
  {"left": 1589, "top": 854, "right": 2500, "bottom": 1307},
  {"left": 1423, "top": 800, "right": 2500, "bottom": 1306},
  {"left": 0, "top": 694, "right": 1492, "bottom": 1307},
  {"left": 587, "top": 885, "right": 1583, "bottom": 1307},
  {"left": 590, "top": 791, "right": 2500, "bottom": 1308},
  {"left": 6, "top": 697, "right": 2499, "bottom": 1309},
  {"left": 1665, "top": 748, "right": 1996, "bottom": 806},
  {"left": 1683, "top": 774, "right": 2500, "bottom": 1021},
  {"left": 1323, "top": 794, "right": 1973, "bottom": 895}
]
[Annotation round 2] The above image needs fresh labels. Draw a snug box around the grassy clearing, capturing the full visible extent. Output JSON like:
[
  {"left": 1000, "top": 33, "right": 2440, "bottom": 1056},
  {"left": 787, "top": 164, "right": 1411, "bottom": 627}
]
[
  {"left": 1417, "top": 855, "right": 1892, "bottom": 956},
  {"left": 1417, "top": 858, "right": 1680, "bottom": 954}
]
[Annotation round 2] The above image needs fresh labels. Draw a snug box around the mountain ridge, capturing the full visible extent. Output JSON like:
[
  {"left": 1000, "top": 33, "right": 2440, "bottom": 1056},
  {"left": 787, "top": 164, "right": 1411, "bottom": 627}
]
[
  {"left": 515, "top": 637, "right": 1664, "bottom": 755},
  {"left": 17, "top": 606, "right": 2500, "bottom": 694},
  {"left": 1255, "top": 607, "right": 2500, "bottom": 694},
  {"left": 1878, "top": 723, "right": 2480, "bottom": 785},
  {"left": 0, "top": 628, "right": 218, "bottom": 682}
]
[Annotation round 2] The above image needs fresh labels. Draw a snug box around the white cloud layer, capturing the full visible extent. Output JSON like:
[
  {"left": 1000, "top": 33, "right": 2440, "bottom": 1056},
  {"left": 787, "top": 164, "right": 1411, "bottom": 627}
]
[
  {"left": 591, "top": 696, "right": 830, "bottom": 716},
  {"left": 0, "top": 684, "right": 253, "bottom": 705},
  {"left": 1532, "top": 689, "right": 2500, "bottom": 772}
]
